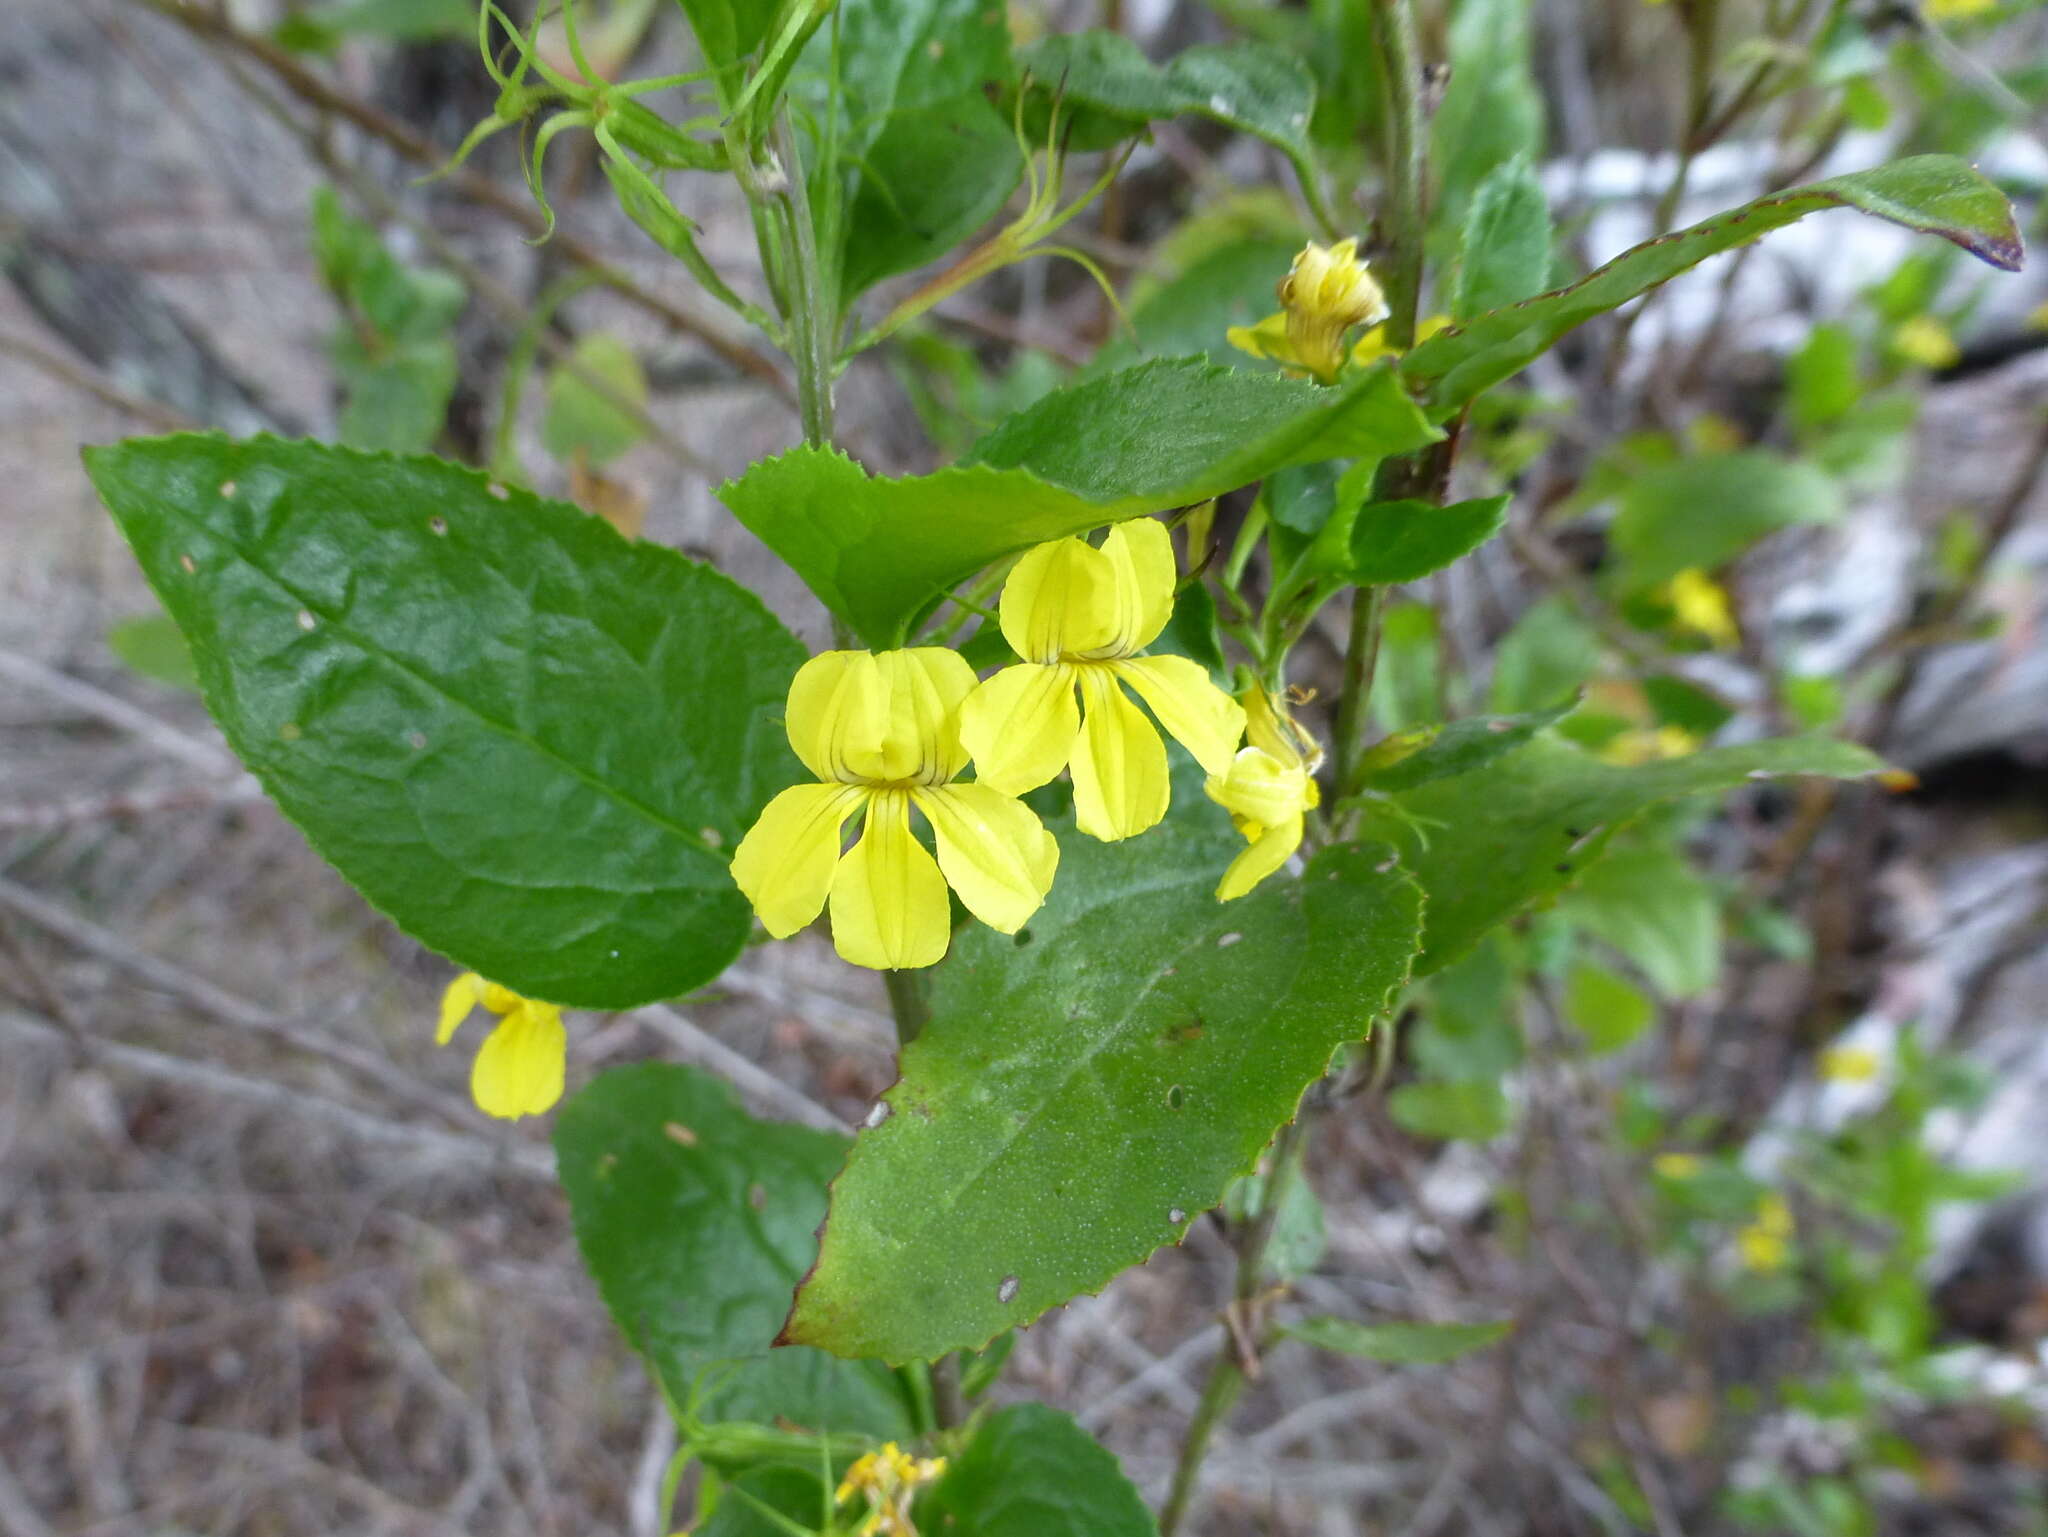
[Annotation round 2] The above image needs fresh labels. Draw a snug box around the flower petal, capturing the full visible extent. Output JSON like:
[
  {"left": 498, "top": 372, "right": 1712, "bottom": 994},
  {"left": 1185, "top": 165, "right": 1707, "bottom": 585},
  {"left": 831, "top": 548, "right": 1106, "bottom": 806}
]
[
  {"left": 957, "top": 661, "right": 1080, "bottom": 794},
  {"left": 1206, "top": 745, "right": 1312, "bottom": 828},
  {"left": 1226, "top": 311, "right": 1293, "bottom": 366},
  {"left": 1111, "top": 655, "right": 1246, "bottom": 778},
  {"left": 731, "top": 783, "right": 867, "bottom": 938},
  {"left": 437, "top": 972, "right": 486, "bottom": 1044},
  {"left": 785, "top": 650, "right": 889, "bottom": 782},
  {"left": 1217, "top": 815, "right": 1305, "bottom": 900},
  {"left": 913, "top": 782, "right": 1058, "bottom": 934},
  {"left": 876, "top": 647, "right": 977, "bottom": 783},
  {"left": 470, "top": 1002, "right": 567, "bottom": 1119},
  {"left": 998, "top": 536, "right": 1119, "bottom": 663},
  {"left": 830, "top": 790, "right": 951, "bottom": 969},
  {"left": 1092, "top": 519, "right": 1176, "bottom": 656},
  {"left": 1070, "top": 665, "right": 1170, "bottom": 841}
]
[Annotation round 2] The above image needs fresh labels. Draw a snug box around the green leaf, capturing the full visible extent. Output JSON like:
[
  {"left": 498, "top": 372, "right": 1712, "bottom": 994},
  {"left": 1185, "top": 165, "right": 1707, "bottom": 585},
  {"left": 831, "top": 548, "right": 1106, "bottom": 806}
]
[
  {"left": 84, "top": 435, "right": 803, "bottom": 1008},
  {"left": 311, "top": 188, "right": 465, "bottom": 454},
  {"left": 674, "top": 0, "right": 780, "bottom": 103},
  {"left": 1413, "top": 933, "right": 1523, "bottom": 1079},
  {"left": 1609, "top": 451, "right": 1842, "bottom": 590},
  {"left": 1558, "top": 843, "right": 1720, "bottom": 1000},
  {"left": 840, "top": 94, "right": 1023, "bottom": 295},
  {"left": 542, "top": 333, "right": 648, "bottom": 467},
  {"left": 1486, "top": 598, "right": 1601, "bottom": 713},
  {"left": 782, "top": 834, "right": 1423, "bottom": 1363},
  {"left": 1344, "top": 494, "right": 1510, "bottom": 585},
  {"left": 107, "top": 612, "right": 199, "bottom": 693},
  {"left": 1453, "top": 158, "right": 1552, "bottom": 322},
  {"left": 1363, "top": 734, "right": 1883, "bottom": 977},
  {"left": 1109, "top": 237, "right": 1303, "bottom": 368},
  {"left": 700, "top": 1466, "right": 833, "bottom": 1537},
  {"left": 1353, "top": 704, "right": 1574, "bottom": 793},
  {"left": 1404, "top": 157, "right": 2023, "bottom": 417},
  {"left": 273, "top": 0, "right": 473, "bottom": 50},
  {"left": 1431, "top": 0, "right": 1543, "bottom": 244},
  {"left": 1282, "top": 1316, "right": 1511, "bottom": 1364},
  {"left": 1016, "top": 33, "right": 1323, "bottom": 214},
  {"left": 1565, "top": 961, "right": 1654, "bottom": 1055},
  {"left": 1387, "top": 1078, "right": 1511, "bottom": 1141},
  {"left": 925, "top": 1405, "right": 1156, "bottom": 1536},
  {"left": 1788, "top": 322, "right": 1861, "bottom": 431},
  {"left": 331, "top": 337, "right": 459, "bottom": 455},
  {"left": 720, "top": 359, "right": 1438, "bottom": 646},
  {"left": 820, "top": 0, "right": 1014, "bottom": 293},
  {"left": 555, "top": 1064, "right": 912, "bottom": 1436}
]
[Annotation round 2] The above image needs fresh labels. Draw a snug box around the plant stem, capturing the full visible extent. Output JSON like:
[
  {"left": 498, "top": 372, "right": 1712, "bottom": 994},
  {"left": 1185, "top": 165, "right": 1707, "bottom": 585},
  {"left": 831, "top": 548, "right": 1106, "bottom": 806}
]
[
  {"left": 884, "top": 969, "right": 931, "bottom": 1046},
  {"left": 1158, "top": 1345, "right": 1245, "bottom": 1536},
  {"left": 1159, "top": 1113, "right": 1311, "bottom": 1536},
  {"left": 1332, "top": 584, "right": 1388, "bottom": 806},
  {"left": 1332, "top": 0, "right": 1431, "bottom": 821},
  {"left": 1367, "top": 0, "right": 1427, "bottom": 351},
  {"left": 768, "top": 117, "right": 837, "bottom": 448},
  {"left": 930, "top": 1353, "right": 968, "bottom": 1430}
]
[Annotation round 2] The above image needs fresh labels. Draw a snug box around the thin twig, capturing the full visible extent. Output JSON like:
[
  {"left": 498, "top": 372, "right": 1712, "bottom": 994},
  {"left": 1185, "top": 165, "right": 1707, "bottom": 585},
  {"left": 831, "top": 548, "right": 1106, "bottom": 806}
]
[{"left": 0, "top": 333, "right": 199, "bottom": 433}]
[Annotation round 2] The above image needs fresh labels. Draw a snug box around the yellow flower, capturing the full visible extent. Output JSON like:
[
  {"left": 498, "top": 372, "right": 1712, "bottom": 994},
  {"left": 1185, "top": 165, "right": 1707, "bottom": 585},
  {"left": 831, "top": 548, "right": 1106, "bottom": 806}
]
[
  {"left": 1225, "top": 238, "right": 1390, "bottom": 383},
  {"left": 1204, "top": 686, "right": 1322, "bottom": 899},
  {"left": 835, "top": 1442, "right": 948, "bottom": 1536},
  {"left": 1599, "top": 725, "right": 1699, "bottom": 766},
  {"left": 1665, "top": 567, "right": 1739, "bottom": 648},
  {"left": 1653, "top": 1152, "right": 1703, "bottom": 1180},
  {"left": 1925, "top": 0, "right": 1995, "bottom": 19},
  {"left": 958, "top": 520, "right": 1245, "bottom": 842},
  {"left": 1737, "top": 1192, "right": 1794, "bottom": 1273},
  {"left": 1819, "top": 1044, "right": 1882, "bottom": 1082},
  {"left": 437, "top": 973, "right": 567, "bottom": 1120},
  {"left": 2027, "top": 300, "right": 2048, "bottom": 333},
  {"left": 1891, "top": 314, "right": 1960, "bottom": 370},
  {"left": 732, "top": 649, "right": 1057, "bottom": 971}
]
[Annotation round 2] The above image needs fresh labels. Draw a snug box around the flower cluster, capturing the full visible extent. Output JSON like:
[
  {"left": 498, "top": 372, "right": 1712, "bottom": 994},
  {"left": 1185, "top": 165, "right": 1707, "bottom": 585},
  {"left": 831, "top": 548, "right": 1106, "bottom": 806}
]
[
  {"left": 834, "top": 1442, "right": 948, "bottom": 1536},
  {"left": 732, "top": 518, "right": 1329, "bottom": 970}
]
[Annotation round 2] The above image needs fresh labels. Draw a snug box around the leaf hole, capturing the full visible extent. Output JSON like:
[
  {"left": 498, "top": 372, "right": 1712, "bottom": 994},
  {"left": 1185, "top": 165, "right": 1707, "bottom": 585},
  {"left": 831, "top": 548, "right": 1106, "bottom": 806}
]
[
  {"left": 218, "top": 480, "right": 236, "bottom": 497},
  {"left": 997, "top": 1275, "right": 1019, "bottom": 1303},
  {"left": 428, "top": 516, "right": 449, "bottom": 536}
]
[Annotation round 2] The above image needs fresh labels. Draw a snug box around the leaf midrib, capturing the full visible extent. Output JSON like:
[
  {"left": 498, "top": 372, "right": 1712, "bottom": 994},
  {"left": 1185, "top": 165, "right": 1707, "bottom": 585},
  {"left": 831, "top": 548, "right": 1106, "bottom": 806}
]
[{"left": 160, "top": 496, "right": 728, "bottom": 867}]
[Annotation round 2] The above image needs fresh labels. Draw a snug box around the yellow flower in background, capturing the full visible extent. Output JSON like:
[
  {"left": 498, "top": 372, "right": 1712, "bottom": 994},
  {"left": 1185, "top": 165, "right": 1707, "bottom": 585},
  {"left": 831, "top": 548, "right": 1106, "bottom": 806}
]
[
  {"left": 1226, "top": 238, "right": 1390, "bottom": 383},
  {"left": 1665, "top": 567, "right": 1740, "bottom": 648},
  {"left": 1924, "top": 0, "right": 1995, "bottom": 19},
  {"left": 1653, "top": 1152, "right": 1703, "bottom": 1180},
  {"left": 958, "top": 520, "right": 1245, "bottom": 842},
  {"left": 2027, "top": 300, "right": 2048, "bottom": 333},
  {"left": 1600, "top": 725, "right": 1699, "bottom": 766},
  {"left": 438, "top": 973, "right": 567, "bottom": 1120},
  {"left": 1819, "top": 1044, "right": 1882, "bottom": 1082},
  {"left": 1891, "top": 314, "right": 1960, "bottom": 369},
  {"left": 1205, "top": 686, "right": 1322, "bottom": 900},
  {"left": 836, "top": 1441, "right": 948, "bottom": 1536},
  {"left": 732, "top": 649, "right": 1057, "bottom": 971},
  {"left": 1737, "top": 1192, "right": 1795, "bottom": 1273}
]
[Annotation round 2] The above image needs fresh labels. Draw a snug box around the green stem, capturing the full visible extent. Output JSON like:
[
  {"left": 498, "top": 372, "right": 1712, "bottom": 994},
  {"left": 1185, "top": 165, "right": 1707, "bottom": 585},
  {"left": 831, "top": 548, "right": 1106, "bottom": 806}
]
[
  {"left": 1332, "top": 584, "right": 1387, "bottom": 810},
  {"left": 884, "top": 969, "right": 931, "bottom": 1046},
  {"left": 1367, "top": 0, "right": 1427, "bottom": 351},
  {"left": 1158, "top": 1346, "right": 1245, "bottom": 1537},
  {"left": 1159, "top": 1113, "right": 1311, "bottom": 1536}
]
